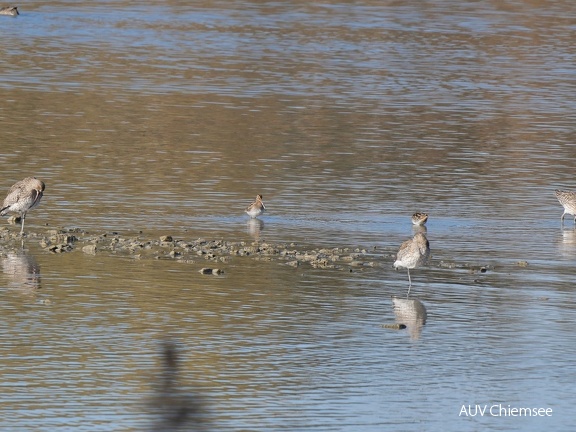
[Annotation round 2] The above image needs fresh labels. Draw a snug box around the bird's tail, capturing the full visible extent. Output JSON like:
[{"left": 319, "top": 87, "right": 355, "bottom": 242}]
[{"left": 0, "top": 206, "right": 8, "bottom": 216}]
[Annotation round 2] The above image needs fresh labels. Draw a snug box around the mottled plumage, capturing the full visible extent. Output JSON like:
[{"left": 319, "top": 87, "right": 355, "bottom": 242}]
[
  {"left": 555, "top": 190, "right": 576, "bottom": 224},
  {"left": 394, "top": 232, "right": 430, "bottom": 296},
  {"left": 411, "top": 212, "right": 428, "bottom": 226},
  {"left": 1, "top": 177, "right": 45, "bottom": 235},
  {"left": 245, "top": 194, "right": 265, "bottom": 218},
  {"left": 0, "top": 6, "right": 19, "bottom": 16}
]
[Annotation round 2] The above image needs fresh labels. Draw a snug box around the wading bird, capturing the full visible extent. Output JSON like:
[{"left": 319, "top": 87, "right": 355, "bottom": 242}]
[
  {"left": 245, "top": 194, "right": 265, "bottom": 219},
  {"left": 555, "top": 189, "right": 576, "bottom": 225},
  {"left": 0, "top": 6, "right": 19, "bottom": 16},
  {"left": 394, "top": 232, "right": 430, "bottom": 296},
  {"left": 1, "top": 177, "right": 45, "bottom": 235}
]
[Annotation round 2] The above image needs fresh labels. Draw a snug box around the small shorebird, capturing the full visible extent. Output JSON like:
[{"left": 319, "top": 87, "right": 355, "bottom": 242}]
[
  {"left": 0, "top": 6, "right": 19, "bottom": 16},
  {"left": 411, "top": 212, "right": 428, "bottom": 226},
  {"left": 0, "top": 177, "right": 45, "bottom": 235},
  {"left": 394, "top": 232, "right": 430, "bottom": 296},
  {"left": 555, "top": 190, "right": 576, "bottom": 225},
  {"left": 245, "top": 194, "right": 265, "bottom": 218}
]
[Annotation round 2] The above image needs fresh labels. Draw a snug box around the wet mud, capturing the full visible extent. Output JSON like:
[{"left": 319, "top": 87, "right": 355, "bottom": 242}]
[{"left": 0, "top": 226, "right": 501, "bottom": 277}]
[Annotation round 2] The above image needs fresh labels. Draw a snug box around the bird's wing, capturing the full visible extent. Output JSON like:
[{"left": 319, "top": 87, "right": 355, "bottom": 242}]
[
  {"left": 2, "top": 182, "right": 25, "bottom": 209},
  {"left": 396, "top": 239, "right": 412, "bottom": 259}
]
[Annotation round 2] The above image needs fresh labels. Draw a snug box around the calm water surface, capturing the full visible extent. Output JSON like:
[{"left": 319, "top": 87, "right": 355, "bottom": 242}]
[{"left": 0, "top": 1, "right": 575, "bottom": 431}]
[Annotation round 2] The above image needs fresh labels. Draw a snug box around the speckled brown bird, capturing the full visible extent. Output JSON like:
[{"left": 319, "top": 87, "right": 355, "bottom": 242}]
[
  {"left": 1, "top": 177, "right": 45, "bottom": 235},
  {"left": 394, "top": 232, "right": 430, "bottom": 296},
  {"left": 555, "top": 190, "right": 576, "bottom": 225},
  {"left": 245, "top": 194, "right": 265, "bottom": 219},
  {"left": 0, "top": 6, "right": 19, "bottom": 16}
]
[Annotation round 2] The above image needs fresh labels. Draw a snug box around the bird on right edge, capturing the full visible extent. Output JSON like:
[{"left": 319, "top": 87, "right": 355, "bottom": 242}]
[
  {"left": 0, "top": 6, "right": 19, "bottom": 16},
  {"left": 394, "top": 232, "right": 430, "bottom": 297},
  {"left": 554, "top": 190, "right": 576, "bottom": 225}
]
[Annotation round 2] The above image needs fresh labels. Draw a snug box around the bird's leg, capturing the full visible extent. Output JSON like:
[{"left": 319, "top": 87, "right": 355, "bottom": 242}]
[
  {"left": 20, "top": 213, "right": 26, "bottom": 236},
  {"left": 406, "top": 269, "right": 412, "bottom": 297}
]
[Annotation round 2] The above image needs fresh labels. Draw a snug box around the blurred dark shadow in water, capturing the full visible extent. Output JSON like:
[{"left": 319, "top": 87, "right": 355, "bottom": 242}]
[{"left": 148, "top": 339, "right": 210, "bottom": 432}]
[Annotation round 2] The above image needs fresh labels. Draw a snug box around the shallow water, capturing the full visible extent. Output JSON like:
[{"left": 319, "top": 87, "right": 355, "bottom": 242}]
[{"left": 0, "top": 1, "right": 575, "bottom": 431}]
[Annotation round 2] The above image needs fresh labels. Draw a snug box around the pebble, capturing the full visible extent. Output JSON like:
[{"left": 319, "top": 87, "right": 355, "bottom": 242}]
[
  {"left": 199, "top": 268, "right": 223, "bottom": 275},
  {"left": 47, "top": 244, "right": 73, "bottom": 253},
  {"left": 82, "top": 245, "right": 97, "bottom": 255},
  {"left": 382, "top": 323, "right": 407, "bottom": 330}
]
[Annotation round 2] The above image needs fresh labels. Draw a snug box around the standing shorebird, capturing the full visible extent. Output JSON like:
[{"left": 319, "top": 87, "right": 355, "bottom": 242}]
[
  {"left": 555, "top": 190, "right": 576, "bottom": 225},
  {"left": 0, "top": 6, "right": 19, "bottom": 16},
  {"left": 394, "top": 232, "right": 430, "bottom": 296},
  {"left": 411, "top": 212, "right": 428, "bottom": 226},
  {"left": 0, "top": 177, "right": 45, "bottom": 235},
  {"left": 245, "top": 194, "right": 265, "bottom": 219}
]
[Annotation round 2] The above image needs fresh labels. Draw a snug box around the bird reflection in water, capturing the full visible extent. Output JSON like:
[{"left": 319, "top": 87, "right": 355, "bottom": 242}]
[
  {"left": 557, "top": 228, "right": 576, "bottom": 258},
  {"left": 392, "top": 297, "right": 427, "bottom": 341},
  {"left": 148, "top": 340, "right": 209, "bottom": 432},
  {"left": 1, "top": 250, "right": 41, "bottom": 296},
  {"left": 246, "top": 217, "right": 264, "bottom": 241}
]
